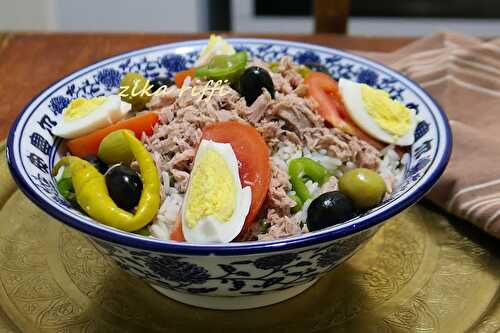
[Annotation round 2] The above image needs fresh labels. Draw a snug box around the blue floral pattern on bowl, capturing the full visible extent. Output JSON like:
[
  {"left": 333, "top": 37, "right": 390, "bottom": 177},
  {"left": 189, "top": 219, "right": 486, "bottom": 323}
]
[
  {"left": 91, "top": 229, "right": 374, "bottom": 295},
  {"left": 6, "top": 39, "right": 452, "bottom": 299}
]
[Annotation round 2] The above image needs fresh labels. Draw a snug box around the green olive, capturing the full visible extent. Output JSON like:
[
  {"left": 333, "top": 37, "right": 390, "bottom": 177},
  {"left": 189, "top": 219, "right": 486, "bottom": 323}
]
[
  {"left": 338, "top": 168, "right": 386, "bottom": 210},
  {"left": 120, "top": 72, "right": 151, "bottom": 110},
  {"left": 98, "top": 129, "right": 135, "bottom": 165}
]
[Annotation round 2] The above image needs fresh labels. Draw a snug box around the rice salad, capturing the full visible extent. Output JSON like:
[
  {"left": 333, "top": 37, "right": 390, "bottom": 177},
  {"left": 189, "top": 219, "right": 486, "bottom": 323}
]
[{"left": 51, "top": 35, "right": 413, "bottom": 244}]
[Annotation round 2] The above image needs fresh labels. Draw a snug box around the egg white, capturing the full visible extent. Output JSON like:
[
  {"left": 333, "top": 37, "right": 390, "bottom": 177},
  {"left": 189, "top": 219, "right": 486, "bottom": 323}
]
[
  {"left": 181, "top": 140, "right": 252, "bottom": 244},
  {"left": 339, "top": 79, "right": 415, "bottom": 146},
  {"left": 52, "top": 95, "right": 131, "bottom": 139}
]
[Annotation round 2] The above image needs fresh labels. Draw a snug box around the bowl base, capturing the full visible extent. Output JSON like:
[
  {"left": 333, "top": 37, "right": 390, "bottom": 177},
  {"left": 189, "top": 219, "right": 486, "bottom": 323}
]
[{"left": 149, "top": 279, "right": 318, "bottom": 310}]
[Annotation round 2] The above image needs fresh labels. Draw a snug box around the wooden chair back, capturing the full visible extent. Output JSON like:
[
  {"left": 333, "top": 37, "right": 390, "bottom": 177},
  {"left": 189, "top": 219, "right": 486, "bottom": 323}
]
[{"left": 314, "top": 0, "right": 350, "bottom": 34}]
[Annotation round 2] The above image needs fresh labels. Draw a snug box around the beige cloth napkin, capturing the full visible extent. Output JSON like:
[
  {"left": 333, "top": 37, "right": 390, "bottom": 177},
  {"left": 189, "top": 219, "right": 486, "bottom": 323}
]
[{"left": 360, "top": 32, "right": 500, "bottom": 239}]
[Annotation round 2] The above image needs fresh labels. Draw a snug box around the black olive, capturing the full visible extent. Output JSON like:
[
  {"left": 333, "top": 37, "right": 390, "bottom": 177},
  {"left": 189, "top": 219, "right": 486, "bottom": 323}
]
[
  {"left": 150, "top": 77, "right": 174, "bottom": 93},
  {"left": 307, "top": 191, "right": 356, "bottom": 232},
  {"left": 83, "top": 155, "right": 108, "bottom": 174},
  {"left": 305, "top": 63, "right": 330, "bottom": 75},
  {"left": 239, "top": 66, "right": 275, "bottom": 106},
  {"left": 105, "top": 164, "right": 143, "bottom": 211}
]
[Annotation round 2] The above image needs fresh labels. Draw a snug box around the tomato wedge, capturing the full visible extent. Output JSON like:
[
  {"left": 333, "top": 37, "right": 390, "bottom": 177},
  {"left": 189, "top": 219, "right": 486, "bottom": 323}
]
[
  {"left": 66, "top": 112, "right": 159, "bottom": 157},
  {"left": 201, "top": 121, "right": 271, "bottom": 238},
  {"left": 174, "top": 68, "right": 196, "bottom": 88},
  {"left": 170, "top": 211, "right": 185, "bottom": 242},
  {"left": 305, "top": 72, "right": 385, "bottom": 150}
]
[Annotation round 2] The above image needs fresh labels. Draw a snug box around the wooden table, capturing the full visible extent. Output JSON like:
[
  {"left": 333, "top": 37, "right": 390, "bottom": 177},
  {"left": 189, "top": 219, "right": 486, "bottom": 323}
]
[{"left": 0, "top": 32, "right": 414, "bottom": 140}]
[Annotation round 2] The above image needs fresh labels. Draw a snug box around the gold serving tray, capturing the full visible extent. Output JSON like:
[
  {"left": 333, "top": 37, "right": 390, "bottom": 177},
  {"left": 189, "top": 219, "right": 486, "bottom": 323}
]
[{"left": 0, "top": 141, "right": 499, "bottom": 332}]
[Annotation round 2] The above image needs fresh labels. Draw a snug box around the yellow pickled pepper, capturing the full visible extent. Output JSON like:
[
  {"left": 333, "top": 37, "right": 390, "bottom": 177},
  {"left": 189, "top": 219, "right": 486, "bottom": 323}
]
[{"left": 52, "top": 131, "right": 160, "bottom": 232}]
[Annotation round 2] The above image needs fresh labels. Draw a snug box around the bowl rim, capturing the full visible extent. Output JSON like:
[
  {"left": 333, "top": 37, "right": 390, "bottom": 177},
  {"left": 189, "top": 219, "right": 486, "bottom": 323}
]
[{"left": 7, "top": 37, "right": 452, "bottom": 255}]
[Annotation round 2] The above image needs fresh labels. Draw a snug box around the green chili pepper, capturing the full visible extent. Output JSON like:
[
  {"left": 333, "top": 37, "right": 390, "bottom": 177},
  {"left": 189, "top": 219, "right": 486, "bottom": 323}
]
[
  {"left": 289, "top": 193, "right": 302, "bottom": 213},
  {"left": 260, "top": 220, "right": 269, "bottom": 233},
  {"left": 134, "top": 226, "right": 151, "bottom": 236},
  {"left": 52, "top": 131, "right": 160, "bottom": 232},
  {"left": 195, "top": 51, "right": 248, "bottom": 83},
  {"left": 288, "top": 157, "right": 330, "bottom": 210},
  {"left": 56, "top": 167, "right": 77, "bottom": 205}
]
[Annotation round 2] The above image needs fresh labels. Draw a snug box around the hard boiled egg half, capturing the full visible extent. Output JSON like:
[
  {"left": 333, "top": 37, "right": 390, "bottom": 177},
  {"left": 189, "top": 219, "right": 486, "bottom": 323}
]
[
  {"left": 339, "top": 79, "right": 416, "bottom": 146},
  {"left": 181, "top": 140, "right": 252, "bottom": 244},
  {"left": 52, "top": 95, "right": 131, "bottom": 139}
]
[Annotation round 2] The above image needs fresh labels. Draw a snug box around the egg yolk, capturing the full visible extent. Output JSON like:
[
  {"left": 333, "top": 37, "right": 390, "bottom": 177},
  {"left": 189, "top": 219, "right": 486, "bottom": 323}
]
[
  {"left": 361, "top": 84, "right": 411, "bottom": 137},
  {"left": 184, "top": 148, "right": 236, "bottom": 229},
  {"left": 63, "top": 97, "right": 108, "bottom": 120}
]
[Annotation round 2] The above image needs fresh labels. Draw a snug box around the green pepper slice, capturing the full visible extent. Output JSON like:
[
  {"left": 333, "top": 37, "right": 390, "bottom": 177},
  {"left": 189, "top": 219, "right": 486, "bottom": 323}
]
[
  {"left": 289, "top": 193, "right": 303, "bottom": 213},
  {"left": 56, "top": 167, "right": 77, "bottom": 205},
  {"left": 195, "top": 51, "right": 248, "bottom": 83},
  {"left": 288, "top": 157, "right": 330, "bottom": 210},
  {"left": 134, "top": 226, "right": 152, "bottom": 236}
]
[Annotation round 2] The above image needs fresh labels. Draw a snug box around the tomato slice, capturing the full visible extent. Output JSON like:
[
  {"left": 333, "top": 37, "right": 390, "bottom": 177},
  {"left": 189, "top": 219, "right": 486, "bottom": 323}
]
[
  {"left": 66, "top": 112, "right": 160, "bottom": 158},
  {"left": 201, "top": 121, "right": 271, "bottom": 238},
  {"left": 305, "top": 72, "right": 385, "bottom": 150},
  {"left": 174, "top": 68, "right": 196, "bottom": 88},
  {"left": 305, "top": 72, "right": 351, "bottom": 131},
  {"left": 170, "top": 211, "right": 185, "bottom": 242}
]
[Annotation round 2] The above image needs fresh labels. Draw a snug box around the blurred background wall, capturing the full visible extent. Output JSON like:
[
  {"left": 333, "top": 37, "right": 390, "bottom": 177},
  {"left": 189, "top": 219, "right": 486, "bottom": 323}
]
[
  {"left": 0, "top": 0, "right": 498, "bottom": 35},
  {"left": 0, "top": 0, "right": 210, "bottom": 32}
]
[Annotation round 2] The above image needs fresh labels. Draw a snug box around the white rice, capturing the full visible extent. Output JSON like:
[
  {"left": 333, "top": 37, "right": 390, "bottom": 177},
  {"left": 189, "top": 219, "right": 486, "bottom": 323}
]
[
  {"left": 271, "top": 142, "right": 342, "bottom": 173},
  {"left": 149, "top": 172, "right": 185, "bottom": 240},
  {"left": 304, "top": 150, "right": 343, "bottom": 172},
  {"left": 378, "top": 145, "right": 409, "bottom": 193},
  {"left": 292, "top": 198, "right": 312, "bottom": 232}
]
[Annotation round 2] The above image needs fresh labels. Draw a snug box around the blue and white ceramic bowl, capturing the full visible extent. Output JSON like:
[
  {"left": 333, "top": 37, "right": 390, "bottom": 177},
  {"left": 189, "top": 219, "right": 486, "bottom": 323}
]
[{"left": 7, "top": 38, "right": 452, "bottom": 310}]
